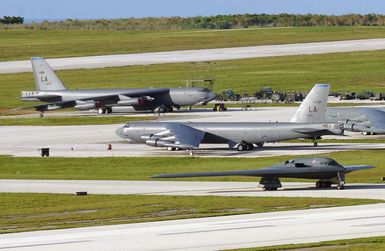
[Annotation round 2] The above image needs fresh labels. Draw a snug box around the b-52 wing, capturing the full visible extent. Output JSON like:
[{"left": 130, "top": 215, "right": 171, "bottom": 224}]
[
  {"left": 19, "top": 88, "right": 170, "bottom": 112},
  {"left": 143, "top": 123, "right": 206, "bottom": 149}
]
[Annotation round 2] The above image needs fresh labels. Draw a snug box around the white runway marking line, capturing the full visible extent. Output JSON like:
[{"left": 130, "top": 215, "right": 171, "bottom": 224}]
[{"left": 1, "top": 38, "right": 385, "bottom": 73}]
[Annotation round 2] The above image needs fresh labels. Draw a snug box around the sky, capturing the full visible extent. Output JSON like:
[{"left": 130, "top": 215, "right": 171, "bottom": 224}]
[{"left": 1, "top": 0, "right": 385, "bottom": 21}]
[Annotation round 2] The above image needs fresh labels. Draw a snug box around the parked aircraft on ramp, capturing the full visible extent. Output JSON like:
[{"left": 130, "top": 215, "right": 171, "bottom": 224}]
[
  {"left": 19, "top": 58, "right": 216, "bottom": 116},
  {"left": 116, "top": 84, "right": 344, "bottom": 151},
  {"left": 327, "top": 107, "right": 385, "bottom": 135},
  {"left": 153, "top": 157, "right": 374, "bottom": 190}
]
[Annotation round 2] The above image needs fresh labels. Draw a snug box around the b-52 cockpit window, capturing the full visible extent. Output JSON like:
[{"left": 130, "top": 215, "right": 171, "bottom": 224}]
[
  {"left": 124, "top": 123, "right": 130, "bottom": 128},
  {"left": 285, "top": 159, "right": 295, "bottom": 164},
  {"left": 199, "top": 88, "right": 210, "bottom": 92}
]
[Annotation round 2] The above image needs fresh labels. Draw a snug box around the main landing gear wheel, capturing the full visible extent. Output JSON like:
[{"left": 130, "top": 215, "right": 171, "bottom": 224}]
[
  {"left": 313, "top": 142, "right": 318, "bottom": 147},
  {"left": 39, "top": 112, "right": 44, "bottom": 118},
  {"left": 264, "top": 187, "right": 278, "bottom": 191},
  {"left": 237, "top": 144, "right": 244, "bottom": 151},
  {"left": 337, "top": 184, "right": 345, "bottom": 190},
  {"left": 98, "top": 107, "right": 112, "bottom": 114},
  {"left": 158, "top": 105, "right": 173, "bottom": 113},
  {"left": 316, "top": 181, "right": 332, "bottom": 188},
  {"left": 237, "top": 142, "right": 254, "bottom": 151}
]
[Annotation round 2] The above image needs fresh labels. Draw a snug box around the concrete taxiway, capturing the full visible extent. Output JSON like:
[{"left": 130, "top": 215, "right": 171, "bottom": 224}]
[
  {"left": 1, "top": 38, "right": 385, "bottom": 73},
  {"left": 1, "top": 202, "right": 385, "bottom": 251}
]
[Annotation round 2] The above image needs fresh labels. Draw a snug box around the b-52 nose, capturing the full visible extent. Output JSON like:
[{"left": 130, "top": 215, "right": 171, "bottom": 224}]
[{"left": 115, "top": 127, "right": 125, "bottom": 138}]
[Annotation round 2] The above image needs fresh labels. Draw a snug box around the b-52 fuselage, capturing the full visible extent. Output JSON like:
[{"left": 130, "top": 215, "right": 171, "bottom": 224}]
[{"left": 20, "top": 58, "right": 216, "bottom": 115}]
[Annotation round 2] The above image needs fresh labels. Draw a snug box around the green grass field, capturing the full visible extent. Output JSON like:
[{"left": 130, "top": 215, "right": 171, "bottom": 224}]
[
  {"left": 0, "top": 193, "right": 379, "bottom": 234},
  {"left": 0, "top": 150, "right": 384, "bottom": 183},
  {"left": 235, "top": 236, "right": 385, "bottom": 251},
  {"left": 0, "top": 115, "right": 153, "bottom": 126},
  {"left": 2, "top": 26, "right": 385, "bottom": 61},
  {"left": 2, "top": 49, "right": 385, "bottom": 110}
]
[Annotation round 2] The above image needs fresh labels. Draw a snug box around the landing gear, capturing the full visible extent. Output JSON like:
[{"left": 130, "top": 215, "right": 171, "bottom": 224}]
[
  {"left": 256, "top": 143, "right": 264, "bottom": 148},
  {"left": 312, "top": 137, "right": 320, "bottom": 147},
  {"left": 259, "top": 177, "right": 282, "bottom": 191},
  {"left": 39, "top": 112, "right": 44, "bottom": 118},
  {"left": 337, "top": 184, "right": 345, "bottom": 190},
  {"left": 98, "top": 108, "right": 105, "bottom": 114},
  {"left": 315, "top": 180, "right": 332, "bottom": 188},
  {"left": 237, "top": 141, "right": 254, "bottom": 151},
  {"left": 264, "top": 187, "right": 278, "bottom": 191},
  {"left": 158, "top": 105, "right": 173, "bottom": 113},
  {"left": 98, "top": 107, "right": 113, "bottom": 114}
]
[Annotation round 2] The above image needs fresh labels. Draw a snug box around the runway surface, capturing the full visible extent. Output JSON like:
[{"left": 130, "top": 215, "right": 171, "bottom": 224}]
[
  {"left": 1, "top": 38, "right": 385, "bottom": 73},
  {"left": 1, "top": 202, "right": 385, "bottom": 251},
  {"left": 1, "top": 179, "right": 385, "bottom": 200}
]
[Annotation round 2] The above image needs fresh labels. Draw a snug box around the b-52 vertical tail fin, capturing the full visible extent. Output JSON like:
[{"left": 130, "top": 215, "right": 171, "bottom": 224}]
[
  {"left": 290, "top": 84, "right": 329, "bottom": 123},
  {"left": 31, "top": 57, "right": 67, "bottom": 91}
]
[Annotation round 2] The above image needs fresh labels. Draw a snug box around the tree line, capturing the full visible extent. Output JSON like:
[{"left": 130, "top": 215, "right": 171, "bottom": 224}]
[
  {"left": 2, "top": 13, "right": 385, "bottom": 30},
  {"left": 0, "top": 16, "right": 24, "bottom": 24}
]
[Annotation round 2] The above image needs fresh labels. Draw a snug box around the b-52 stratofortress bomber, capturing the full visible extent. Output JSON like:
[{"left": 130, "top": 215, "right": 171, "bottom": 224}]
[
  {"left": 116, "top": 84, "right": 343, "bottom": 151},
  {"left": 20, "top": 58, "right": 216, "bottom": 116},
  {"left": 152, "top": 157, "right": 374, "bottom": 190}
]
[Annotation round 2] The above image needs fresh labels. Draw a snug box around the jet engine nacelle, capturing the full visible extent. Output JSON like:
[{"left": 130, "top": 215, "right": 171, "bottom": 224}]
[
  {"left": 141, "top": 134, "right": 162, "bottom": 140},
  {"left": 117, "top": 96, "right": 149, "bottom": 106},
  {"left": 46, "top": 104, "right": 62, "bottom": 111},
  {"left": 74, "top": 101, "right": 96, "bottom": 110},
  {"left": 344, "top": 121, "right": 371, "bottom": 132},
  {"left": 146, "top": 139, "right": 187, "bottom": 149}
]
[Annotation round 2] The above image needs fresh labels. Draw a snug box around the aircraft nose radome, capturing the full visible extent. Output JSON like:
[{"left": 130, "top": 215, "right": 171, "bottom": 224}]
[
  {"left": 208, "top": 91, "right": 217, "bottom": 100},
  {"left": 115, "top": 127, "right": 125, "bottom": 138}
]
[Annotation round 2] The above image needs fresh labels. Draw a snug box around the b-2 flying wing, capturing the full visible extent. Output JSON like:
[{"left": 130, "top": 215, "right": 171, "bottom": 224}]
[{"left": 152, "top": 157, "right": 374, "bottom": 190}]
